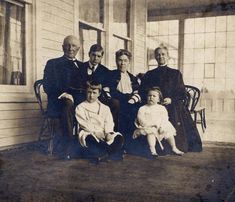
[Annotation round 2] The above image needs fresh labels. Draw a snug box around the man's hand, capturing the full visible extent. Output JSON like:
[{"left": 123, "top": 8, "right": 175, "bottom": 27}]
[
  {"left": 58, "top": 92, "right": 74, "bottom": 103},
  {"left": 163, "top": 97, "right": 171, "bottom": 105}
]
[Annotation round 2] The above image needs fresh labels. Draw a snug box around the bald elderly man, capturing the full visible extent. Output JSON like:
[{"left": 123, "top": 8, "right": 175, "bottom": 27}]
[{"left": 43, "top": 35, "right": 86, "bottom": 147}]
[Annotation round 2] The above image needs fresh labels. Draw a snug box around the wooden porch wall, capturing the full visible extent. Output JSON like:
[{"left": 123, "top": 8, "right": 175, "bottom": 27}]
[
  {"left": 0, "top": 103, "right": 42, "bottom": 149},
  {"left": 0, "top": 0, "right": 75, "bottom": 149},
  {"left": 37, "top": 0, "right": 75, "bottom": 80},
  {"left": 132, "top": 0, "right": 147, "bottom": 74}
]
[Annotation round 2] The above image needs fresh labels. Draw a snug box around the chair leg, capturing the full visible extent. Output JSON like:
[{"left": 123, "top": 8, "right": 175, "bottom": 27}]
[
  {"left": 38, "top": 118, "right": 48, "bottom": 141},
  {"left": 199, "top": 111, "right": 205, "bottom": 133},
  {"left": 194, "top": 111, "right": 197, "bottom": 125},
  {"left": 48, "top": 119, "right": 56, "bottom": 155},
  {"left": 202, "top": 108, "right": 206, "bottom": 129},
  {"left": 202, "top": 109, "right": 206, "bottom": 128}
]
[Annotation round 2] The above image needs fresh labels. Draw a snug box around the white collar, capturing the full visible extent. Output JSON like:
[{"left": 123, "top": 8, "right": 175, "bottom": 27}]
[
  {"left": 158, "top": 63, "right": 167, "bottom": 67},
  {"left": 64, "top": 56, "right": 78, "bottom": 61},
  {"left": 88, "top": 62, "right": 98, "bottom": 69}
]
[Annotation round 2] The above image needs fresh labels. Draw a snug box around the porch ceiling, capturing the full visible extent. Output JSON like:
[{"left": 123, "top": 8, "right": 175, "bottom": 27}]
[{"left": 147, "top": 0, "right": 235, "bottom": 19}]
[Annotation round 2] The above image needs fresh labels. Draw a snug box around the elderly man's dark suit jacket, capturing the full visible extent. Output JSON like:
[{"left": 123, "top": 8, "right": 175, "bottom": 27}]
[
  {"left": 140, "top": 65, "right": 202, "bottom": 152},
  {"left": 43, "top": 56, "right": 84, "bottom": 117}
]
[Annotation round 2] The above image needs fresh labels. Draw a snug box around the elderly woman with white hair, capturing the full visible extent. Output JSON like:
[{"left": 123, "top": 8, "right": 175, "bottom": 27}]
[
  {"left": 109, "top": 49, "right": 141, "bottom": 149},
  {"left": 140, "top": 45, "right": 202, "bottom": 153}
]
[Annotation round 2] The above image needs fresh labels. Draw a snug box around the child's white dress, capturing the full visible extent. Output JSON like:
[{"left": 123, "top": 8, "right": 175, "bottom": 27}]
[{"left": 134, "top": 104, "right": 176, "bottom": 141}]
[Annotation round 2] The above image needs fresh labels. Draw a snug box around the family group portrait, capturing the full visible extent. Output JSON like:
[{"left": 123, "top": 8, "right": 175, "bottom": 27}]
[{"left": 0, "top": 0, "right": 234, "bottom": 201}]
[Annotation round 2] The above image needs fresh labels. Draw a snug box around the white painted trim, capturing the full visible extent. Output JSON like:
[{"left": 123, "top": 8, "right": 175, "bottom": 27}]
[
  {"left": 112, "top": 33, "right": 131, "bottom": 41},
  {"left": 79, "top": 19, "right": 106, "bottom": 32}
]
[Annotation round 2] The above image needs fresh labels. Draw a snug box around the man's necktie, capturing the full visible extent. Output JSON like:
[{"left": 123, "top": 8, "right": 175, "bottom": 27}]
[
  {"left": 73, "top": 60, "right": 78, "bottom": 68},
  {"left": 91, "top": 66, "right": 95, "bottom": 73}
]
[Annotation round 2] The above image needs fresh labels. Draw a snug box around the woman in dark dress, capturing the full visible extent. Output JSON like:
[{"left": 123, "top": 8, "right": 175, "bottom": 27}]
[
  {"left": 140, "top": 46, "right": 202, "bottom": 152},
  {"left": 109, "top": 49, "right": 141, "bottom": 147}
]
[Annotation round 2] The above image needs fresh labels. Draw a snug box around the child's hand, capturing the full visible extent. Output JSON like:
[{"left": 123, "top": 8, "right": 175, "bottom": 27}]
[{"left": 158, "top": 127, "right": 164, "bottom": 134}]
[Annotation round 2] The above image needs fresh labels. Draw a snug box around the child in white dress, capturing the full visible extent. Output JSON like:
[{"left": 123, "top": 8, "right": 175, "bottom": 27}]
[
  {"left": 75, "top": 81, "right": 124, "bottom": 162},
  {"left": 133, "top": 87, "right": 184, "bottom": 157}
]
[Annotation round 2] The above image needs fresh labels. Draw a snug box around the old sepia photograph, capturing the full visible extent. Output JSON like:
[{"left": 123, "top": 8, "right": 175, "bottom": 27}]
[{"left": 0, "top": 0, "right": 234, "bottom": 201}]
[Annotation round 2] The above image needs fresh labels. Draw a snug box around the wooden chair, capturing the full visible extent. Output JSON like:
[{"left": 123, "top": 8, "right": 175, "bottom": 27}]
[
  {"left": 185, "top": 85, "right": 207, "bottom": 132},
  {"left": 34, "top": 79, "right": 58, "bottom": 155}
]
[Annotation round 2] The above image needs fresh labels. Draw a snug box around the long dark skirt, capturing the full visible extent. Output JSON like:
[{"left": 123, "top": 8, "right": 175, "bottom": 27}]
[{"left": 167, "top": 101, "right": 202, "bottom": 152}]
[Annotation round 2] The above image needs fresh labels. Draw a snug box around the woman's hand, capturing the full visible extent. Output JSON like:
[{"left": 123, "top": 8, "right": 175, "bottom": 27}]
[{"left": 163, "top": 97, "right": 172, "bottom": 105}]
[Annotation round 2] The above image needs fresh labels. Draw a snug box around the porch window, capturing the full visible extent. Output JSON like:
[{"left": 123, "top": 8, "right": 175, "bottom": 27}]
[
  {"left": 0, "top": 0, "right": 25, "bottom": 85},
  {"left": 110, "top": 0, "right": 131, "bottom": 69},
  {"left": 183, "top": 16, "right": 235, "bottom": 91},
  {"left": 79, "top": 0, "right": 105, "bottom": 61}
]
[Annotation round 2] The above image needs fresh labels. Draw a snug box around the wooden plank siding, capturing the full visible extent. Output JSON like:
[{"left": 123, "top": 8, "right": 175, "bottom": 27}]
[
  {"left": 132, "top": 0, "right": 147, "bottom": 74},
  {"left": 0, "top": 102, "right": 43, "bottom": 147},
  {"left": 0, "top": 0, "right": 75, "bottom": 149}
]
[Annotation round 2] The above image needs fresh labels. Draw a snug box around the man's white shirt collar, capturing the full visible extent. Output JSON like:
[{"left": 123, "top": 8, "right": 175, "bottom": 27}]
[{"left": 88, "top": 62, "right": 98, "bottom": 74}]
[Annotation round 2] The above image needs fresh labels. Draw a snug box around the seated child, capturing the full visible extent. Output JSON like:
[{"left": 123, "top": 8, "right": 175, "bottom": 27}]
[
  {"left": 75, "top": 80, "right": 124, "bottom": 162},
  {"left": 133, "top": 87, "right": 184, "bottom": 157}
]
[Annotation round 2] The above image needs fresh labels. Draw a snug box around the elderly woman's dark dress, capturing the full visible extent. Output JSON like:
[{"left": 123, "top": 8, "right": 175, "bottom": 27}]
[
  {"left": 140, "top": 65, "right": 202, "bottom": 152},
  {"left": 109, "top": 69, "right": 141, "bottom": 143}
]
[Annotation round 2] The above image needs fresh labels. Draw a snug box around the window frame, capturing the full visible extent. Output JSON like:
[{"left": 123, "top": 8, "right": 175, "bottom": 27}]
[
  {"left": 78, "top": 20, "right": 106, "bottom": 61},
  {"left": 0, "top": 0, "right": 34, "bottom": 102}
]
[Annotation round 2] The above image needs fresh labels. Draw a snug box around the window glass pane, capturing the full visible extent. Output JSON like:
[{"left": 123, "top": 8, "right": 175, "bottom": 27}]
[
  {"left": 184, "top": 15, "right": 235, "bottom": 91},
  {"left": 185, "top": 18, "right": 194, "bottom": 33},
  {"left": 185, "top": 34, "right": 194, "bottom": 48},
  {"left": 113, "top": 0, "right": 130, "bottom": 37},
  {"left": 215, "top": 48, "right": 226, "bottom": 63},
  {"left": 227, "top": 15, "right": 235, "bottom": 31},
  {"left": 195, "top": 18, "right": 205, "bottom": 33},
  {"left": 0, "top": 1, "right": 25, "bottom": 85},
  {"left": 205, "top": 48, "right": 215, "bottom": 63},
  {"left": 158, "top": 21, "right": 168, "bottom": 35},
  {"left": 216, "top": 16, "right": 226, "bottom": 32},
  {"left": 204, "top": 63, "right": 215, "bottom": 78},
  {"left": 194, "top": 33, "right": 204, "bottom": 48},
  {"left": 205, "top": 33, "right": 215, "bottom": 48},
  {"left": 216, "top": 32, "right": 226, "bottom": 47},
  {"left": 194, "top": 49, "right": 204, "bottom": 63},
  {"left": 168, "top": 20, "right": 179, "bottom": 35},
  {"left": 79, "top": 23, "right": 105, "bottom": 62},
  {"left": 205, "top": 17, "right": 215, "bottom": 32},
  {"left": 227, "top": 31, "right": 235, "bottom": 47},
  {"left": 79, "top": 0, "right": 104, "bottom": 28},
  {"left": 184, "top": 48, "right": 194, "bottom": 64}
]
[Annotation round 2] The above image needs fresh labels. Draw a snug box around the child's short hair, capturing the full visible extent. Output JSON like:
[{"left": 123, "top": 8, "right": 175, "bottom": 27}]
[
  {"left": 148, "top": 86, "right": 163, "bottom": 103},
  {"left": 86, "top": 80, "right": 102, "bottom": 92},
  {"left": 89, "top": 44, "right": 104, "bottom": 56}
]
